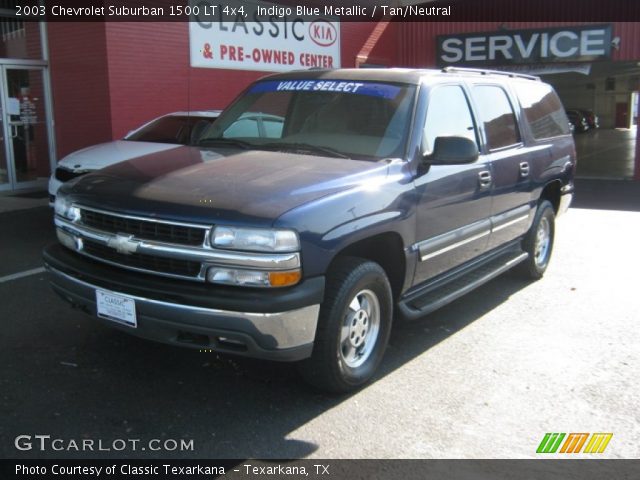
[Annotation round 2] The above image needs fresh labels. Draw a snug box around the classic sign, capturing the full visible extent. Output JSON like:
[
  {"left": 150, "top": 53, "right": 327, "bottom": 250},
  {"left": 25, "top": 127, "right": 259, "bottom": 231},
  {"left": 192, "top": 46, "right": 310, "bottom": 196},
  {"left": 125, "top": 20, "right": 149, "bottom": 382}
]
[
  {"left": 437, "top": 25, "right": 612, "bottom": 67},
  {"left": 190, "top": 0, "right": 340, "bottom": 72}
]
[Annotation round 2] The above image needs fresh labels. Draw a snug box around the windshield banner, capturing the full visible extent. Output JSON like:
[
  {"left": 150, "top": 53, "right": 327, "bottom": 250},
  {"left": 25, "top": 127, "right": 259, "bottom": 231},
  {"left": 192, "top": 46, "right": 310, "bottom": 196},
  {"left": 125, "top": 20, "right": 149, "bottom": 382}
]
[{"left": 249, "top": 80, "right": 402, "bottom": 99}]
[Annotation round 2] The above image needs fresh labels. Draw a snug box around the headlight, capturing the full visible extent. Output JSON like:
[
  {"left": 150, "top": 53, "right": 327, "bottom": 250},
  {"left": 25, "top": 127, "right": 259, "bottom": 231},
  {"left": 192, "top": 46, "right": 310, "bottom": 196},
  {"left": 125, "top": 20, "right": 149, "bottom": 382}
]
[
  {"left": 211, "top": 226, "right": 299, "bottom": 252},
  {"left": 54, "top": 191, "right": 80, "bottom": 221}
]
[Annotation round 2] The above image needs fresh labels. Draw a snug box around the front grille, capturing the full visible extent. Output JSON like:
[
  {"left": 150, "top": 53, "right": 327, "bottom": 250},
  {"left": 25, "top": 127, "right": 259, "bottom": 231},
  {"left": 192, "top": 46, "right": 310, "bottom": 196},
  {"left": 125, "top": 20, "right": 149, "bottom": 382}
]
[
  {"left": 82, "top": 239, "right": 201, "bottom": 278},
  {"left": 55, "top": 168, "right": 88, "bottom": 183},
  {"left": 80, "top": 209, "right": 207, "bottom": 246}
]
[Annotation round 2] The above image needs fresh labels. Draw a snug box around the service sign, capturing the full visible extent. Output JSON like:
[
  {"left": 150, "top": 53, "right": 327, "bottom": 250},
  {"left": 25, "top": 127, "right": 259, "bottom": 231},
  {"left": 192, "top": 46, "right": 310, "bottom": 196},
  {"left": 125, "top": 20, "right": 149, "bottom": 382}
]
[
  {"left": 437, "top": 24, "right": 612, "bottom": 67},
  {"left": 189, "top": 0, "right": 341, "bottom": 72}
]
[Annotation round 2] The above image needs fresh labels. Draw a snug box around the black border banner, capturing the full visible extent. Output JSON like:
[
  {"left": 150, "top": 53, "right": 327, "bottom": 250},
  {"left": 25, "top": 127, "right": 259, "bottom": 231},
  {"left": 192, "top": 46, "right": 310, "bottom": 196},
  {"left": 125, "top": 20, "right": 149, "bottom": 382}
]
[
  {"left": 2, "top": 459, "right": 640, "bottom": 480},
  {"left": 5, "top": 0, "right": 640, "bottom": 22}
]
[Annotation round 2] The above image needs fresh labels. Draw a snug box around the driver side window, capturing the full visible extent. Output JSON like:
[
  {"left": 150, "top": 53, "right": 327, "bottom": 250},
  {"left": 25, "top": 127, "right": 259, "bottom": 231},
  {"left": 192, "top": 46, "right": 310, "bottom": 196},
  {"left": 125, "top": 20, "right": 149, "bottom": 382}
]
[{"left": 423, "top": 85, "right": 478, "bottom": 155}]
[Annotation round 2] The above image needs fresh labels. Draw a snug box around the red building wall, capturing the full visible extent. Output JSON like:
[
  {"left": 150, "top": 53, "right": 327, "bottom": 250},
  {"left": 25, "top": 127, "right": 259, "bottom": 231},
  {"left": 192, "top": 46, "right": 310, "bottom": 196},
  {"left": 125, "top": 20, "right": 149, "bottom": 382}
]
[
  {"left": 48, "top": 23, "right": 112, "bottom": 158},
  {"left": 354, "top": 21, "right": 399, "bottom": 67},
  {"left": 103, "top": 22, "right": 260, "bottom": 140}
]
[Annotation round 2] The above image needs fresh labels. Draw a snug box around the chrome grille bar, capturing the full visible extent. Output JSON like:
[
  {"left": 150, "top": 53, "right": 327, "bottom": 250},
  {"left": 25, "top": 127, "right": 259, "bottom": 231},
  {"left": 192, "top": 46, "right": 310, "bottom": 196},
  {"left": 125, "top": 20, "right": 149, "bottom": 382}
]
[{"left": 78, "top": 205, "right": 209, "bottom": 247}]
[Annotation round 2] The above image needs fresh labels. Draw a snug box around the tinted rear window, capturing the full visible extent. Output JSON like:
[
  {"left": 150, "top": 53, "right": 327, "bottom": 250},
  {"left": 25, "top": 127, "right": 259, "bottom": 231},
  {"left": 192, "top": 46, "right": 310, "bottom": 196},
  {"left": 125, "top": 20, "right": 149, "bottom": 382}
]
[
  {"left": 513, "top": 82, "right": 570, "bottom": 139},
  {"left": 471, "top": 85, "right": 520, "bottom": 150}
]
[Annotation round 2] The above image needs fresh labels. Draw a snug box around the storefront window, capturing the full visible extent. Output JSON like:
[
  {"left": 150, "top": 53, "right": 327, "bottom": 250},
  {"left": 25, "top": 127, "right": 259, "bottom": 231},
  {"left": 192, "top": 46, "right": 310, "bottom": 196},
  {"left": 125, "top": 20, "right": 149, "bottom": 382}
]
[{"left": 0, "top": 5, "right": 43, "bottom": 60}]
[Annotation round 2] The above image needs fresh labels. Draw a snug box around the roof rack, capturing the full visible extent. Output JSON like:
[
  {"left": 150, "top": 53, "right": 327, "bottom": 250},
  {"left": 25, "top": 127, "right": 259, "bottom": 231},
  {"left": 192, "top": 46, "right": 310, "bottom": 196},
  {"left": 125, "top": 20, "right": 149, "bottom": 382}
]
[{"left": 441, "top": 66, "right": 540, "bottom": 81}]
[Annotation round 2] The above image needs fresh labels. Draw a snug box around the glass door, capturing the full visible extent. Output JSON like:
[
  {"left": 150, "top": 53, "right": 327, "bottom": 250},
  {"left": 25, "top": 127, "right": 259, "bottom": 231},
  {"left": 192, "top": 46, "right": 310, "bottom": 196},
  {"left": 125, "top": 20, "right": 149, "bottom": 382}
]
[
  {"left": 0, "top": 65, "right": 52, "bottom": 190},
  {"left": 0, "top": 98, "right": 8, "bottom": 189}
]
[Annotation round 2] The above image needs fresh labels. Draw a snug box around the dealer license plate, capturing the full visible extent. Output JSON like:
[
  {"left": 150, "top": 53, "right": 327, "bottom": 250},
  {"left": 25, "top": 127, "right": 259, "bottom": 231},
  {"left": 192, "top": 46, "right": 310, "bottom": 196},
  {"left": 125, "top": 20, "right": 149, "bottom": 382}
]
[{"left": 96, "top": 289, "right": 137, "bottom": 328}]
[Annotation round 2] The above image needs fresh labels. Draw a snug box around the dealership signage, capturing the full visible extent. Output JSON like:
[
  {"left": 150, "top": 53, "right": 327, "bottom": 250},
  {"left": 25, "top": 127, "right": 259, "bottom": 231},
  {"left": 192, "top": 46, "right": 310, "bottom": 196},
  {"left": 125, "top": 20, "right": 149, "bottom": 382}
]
[
  {"left": 437, "top": 25, "right": 612, "bottom": 67},
  {"left": 189, "top": 0, "right": 340, "bottom": 72}
]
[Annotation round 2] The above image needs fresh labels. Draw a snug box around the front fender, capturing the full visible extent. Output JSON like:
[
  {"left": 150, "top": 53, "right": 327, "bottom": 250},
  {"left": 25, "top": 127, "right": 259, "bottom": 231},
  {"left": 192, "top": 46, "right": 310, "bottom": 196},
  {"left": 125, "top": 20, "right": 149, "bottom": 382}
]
[{"left": 274, "top": 162, "right": 417, "bottom": 279}]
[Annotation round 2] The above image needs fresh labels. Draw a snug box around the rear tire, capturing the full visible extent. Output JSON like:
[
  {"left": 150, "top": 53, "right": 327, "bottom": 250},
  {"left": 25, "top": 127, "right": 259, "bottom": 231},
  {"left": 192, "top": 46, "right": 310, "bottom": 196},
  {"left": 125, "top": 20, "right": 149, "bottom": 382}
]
[
  {"left": 517, "top": 200, "right": 555, "bottom": 280},
  {"left": 298, "top": 257, "right": 393, "bottom": 393}
]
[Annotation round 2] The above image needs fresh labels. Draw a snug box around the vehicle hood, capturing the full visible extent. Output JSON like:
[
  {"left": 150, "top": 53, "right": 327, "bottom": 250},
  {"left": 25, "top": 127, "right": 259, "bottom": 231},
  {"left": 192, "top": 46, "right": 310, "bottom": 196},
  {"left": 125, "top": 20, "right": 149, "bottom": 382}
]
[
  {"left": 57, "top": 141, "right": 181, "bottom": 171},
  {"left": 65, "top": 146, "right": 395, "bottom": 226}
]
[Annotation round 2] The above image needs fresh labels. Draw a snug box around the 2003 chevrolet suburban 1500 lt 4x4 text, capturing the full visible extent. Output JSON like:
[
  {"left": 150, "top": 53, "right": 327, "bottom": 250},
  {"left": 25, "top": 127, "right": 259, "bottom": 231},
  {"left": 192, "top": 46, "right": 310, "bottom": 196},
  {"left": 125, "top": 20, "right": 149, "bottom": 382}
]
[{"left": 44, "top": 68, "right": 575, "bottom": 392}]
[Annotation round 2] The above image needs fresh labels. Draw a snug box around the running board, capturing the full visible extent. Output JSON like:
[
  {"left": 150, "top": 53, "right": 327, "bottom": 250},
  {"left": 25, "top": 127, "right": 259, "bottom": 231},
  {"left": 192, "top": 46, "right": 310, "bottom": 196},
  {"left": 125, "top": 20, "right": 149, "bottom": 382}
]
[{"left": 398, "top": 251, "right": 529, "bottom": 321}]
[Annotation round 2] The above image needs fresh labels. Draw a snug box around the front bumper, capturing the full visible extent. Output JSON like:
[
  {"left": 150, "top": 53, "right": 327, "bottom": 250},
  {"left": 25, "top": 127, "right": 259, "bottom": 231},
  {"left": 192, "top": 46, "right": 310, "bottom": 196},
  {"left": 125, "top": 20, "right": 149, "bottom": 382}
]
[
  {"left": 558, "top": 183, "right": 574, "bottom": 216},
  {"left": 48, "top": 175, "right": 61, "bottom": 206},
  {"left": 43, "top": 243, "right": 324, "bottom": 361}
]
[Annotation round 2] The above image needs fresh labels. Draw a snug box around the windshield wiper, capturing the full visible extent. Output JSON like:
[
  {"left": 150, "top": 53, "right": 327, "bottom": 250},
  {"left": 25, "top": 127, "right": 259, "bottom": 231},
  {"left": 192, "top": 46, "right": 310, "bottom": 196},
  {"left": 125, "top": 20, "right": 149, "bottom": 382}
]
[
  {"left": 259, "top": 142, "right": 351, "bottom": 159},
  {"left": 197, "top": 138, "right": 254, "bottom": 149},
  {"left": 198, "top": 138, "right": 352, "bottom": 158}
]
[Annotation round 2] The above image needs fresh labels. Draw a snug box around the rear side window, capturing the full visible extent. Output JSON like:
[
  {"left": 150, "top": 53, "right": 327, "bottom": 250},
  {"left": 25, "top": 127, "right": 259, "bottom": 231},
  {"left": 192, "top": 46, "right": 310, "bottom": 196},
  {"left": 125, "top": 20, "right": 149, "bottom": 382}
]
[
  {"left": 513, "top": 82, "right": 571, "bottom": 139},
  {"left": 471, "top": 86, "right": 520, "bottom": 150},
  {"left": 423, "top": 85, "right": 478, "bottom": 155}
]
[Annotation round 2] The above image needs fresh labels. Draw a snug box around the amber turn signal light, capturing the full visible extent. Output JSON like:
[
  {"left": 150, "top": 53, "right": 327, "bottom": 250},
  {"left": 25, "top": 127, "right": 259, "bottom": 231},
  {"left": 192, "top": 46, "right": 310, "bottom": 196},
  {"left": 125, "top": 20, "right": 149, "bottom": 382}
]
[{"left": 268, "top": 270, "right": 302, "bottom": 287}]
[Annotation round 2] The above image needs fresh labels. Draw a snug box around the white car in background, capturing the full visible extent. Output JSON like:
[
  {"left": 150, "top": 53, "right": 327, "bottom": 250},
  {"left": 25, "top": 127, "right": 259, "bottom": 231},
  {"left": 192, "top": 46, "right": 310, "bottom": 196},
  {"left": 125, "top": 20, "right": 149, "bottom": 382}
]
[{"left": 48, "top": 110, "right": 221, "bottom": 204}]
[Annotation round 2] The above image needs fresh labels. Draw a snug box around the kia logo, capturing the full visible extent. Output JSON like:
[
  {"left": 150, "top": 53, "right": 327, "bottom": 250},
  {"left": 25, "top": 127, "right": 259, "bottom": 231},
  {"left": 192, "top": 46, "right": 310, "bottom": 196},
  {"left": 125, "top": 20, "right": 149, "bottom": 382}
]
[{"left": 309, "top": 20, "right": 337, "bottom": 47}]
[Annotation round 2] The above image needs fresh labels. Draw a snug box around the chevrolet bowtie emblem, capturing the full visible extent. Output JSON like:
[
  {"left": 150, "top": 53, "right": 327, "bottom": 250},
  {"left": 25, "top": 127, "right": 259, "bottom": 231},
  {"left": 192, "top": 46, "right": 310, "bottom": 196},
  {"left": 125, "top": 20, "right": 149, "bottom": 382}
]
[{"left": 107, "top": 234, "right": 139, "bottom": 255}]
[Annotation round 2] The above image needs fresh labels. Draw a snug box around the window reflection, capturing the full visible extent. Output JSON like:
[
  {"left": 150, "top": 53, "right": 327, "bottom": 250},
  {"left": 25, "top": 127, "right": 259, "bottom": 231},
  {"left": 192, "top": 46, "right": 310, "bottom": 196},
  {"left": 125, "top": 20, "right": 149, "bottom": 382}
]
[
  {"left": 472, "top": 86, "right": 520, "bottom": 150},
  {"left": 0, "top": 10, "right": 43, "bottom": 60}
]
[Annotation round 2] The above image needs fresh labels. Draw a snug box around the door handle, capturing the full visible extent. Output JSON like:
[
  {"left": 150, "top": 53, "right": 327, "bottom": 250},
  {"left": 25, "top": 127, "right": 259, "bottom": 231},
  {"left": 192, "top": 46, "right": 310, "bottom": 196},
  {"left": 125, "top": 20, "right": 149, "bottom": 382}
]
[
  {"left": 10, "top": 124, "right": 18, "bottom": 138},
  {"left": 478, "top": 170, "right": 492, "bottom": 188},
  {"left": 519, "top": 162, "right": 530, "bottom": 178}
]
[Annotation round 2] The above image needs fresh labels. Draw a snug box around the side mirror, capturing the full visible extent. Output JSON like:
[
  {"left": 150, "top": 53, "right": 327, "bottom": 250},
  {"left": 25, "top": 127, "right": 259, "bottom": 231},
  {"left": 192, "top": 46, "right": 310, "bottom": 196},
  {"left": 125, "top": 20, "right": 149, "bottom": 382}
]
[{"left": 425, "top": 136, "right": 479, "bottom": 165}]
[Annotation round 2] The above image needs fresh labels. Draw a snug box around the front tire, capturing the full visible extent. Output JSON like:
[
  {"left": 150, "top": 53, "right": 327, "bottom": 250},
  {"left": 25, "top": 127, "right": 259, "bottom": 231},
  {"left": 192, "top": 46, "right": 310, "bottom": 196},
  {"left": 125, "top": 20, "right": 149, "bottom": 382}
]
[
  {"left": 298, "top": 257, "right": 393, "bottom": 393},
  {"left": 517, "top": 200, "right": 555, "bottom": 279}
]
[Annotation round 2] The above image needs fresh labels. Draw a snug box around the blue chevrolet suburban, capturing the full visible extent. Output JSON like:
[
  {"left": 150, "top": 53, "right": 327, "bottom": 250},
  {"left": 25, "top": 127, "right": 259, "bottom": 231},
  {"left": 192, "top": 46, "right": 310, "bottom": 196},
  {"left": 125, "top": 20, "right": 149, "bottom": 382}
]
[{"left": 44, "top": 68, "right": 575, "bottom": 392}]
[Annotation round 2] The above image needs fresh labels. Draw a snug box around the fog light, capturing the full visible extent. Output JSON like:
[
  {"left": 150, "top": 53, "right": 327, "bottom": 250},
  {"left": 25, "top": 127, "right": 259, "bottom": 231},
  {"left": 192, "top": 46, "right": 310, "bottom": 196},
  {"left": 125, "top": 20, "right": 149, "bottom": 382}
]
[
  {"left": 57, "top": 229, "right": 77, "bottom": 251},
  {"left": 54, "top": 193, "right": 80, "bottom": 221},
  {"left": 207, "top": 267, "right": 270, "bottom": 287},
  {"left": 206, "top": 267, "right": 301, "bottom": 287}
]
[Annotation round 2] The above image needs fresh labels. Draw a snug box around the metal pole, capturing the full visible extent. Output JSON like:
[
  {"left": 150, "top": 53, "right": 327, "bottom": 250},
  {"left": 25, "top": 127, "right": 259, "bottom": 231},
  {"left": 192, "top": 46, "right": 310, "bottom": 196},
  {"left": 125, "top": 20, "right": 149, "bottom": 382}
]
[{"left": 635, "top": 119, "right": 640, "bottom": 180}]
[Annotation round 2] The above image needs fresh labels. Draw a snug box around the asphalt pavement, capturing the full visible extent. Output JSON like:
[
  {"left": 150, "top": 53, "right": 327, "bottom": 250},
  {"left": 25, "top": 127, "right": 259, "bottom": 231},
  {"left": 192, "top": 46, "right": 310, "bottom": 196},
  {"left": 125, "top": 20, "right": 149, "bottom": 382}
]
[{"left": 0, "top": 180, "right": 639, "bottom": 459}]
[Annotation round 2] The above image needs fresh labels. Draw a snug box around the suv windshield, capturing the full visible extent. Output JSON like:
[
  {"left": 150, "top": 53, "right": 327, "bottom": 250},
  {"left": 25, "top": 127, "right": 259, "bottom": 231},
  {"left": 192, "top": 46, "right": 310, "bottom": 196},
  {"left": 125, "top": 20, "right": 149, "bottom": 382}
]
[{"left": 199, "top": 79, "right": 416, "bottom": 160}]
